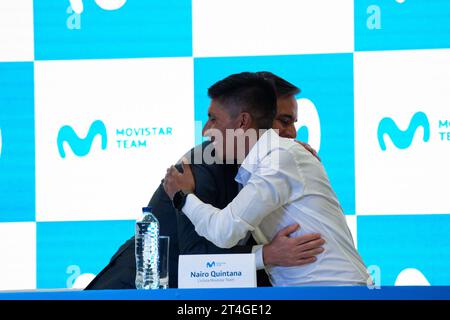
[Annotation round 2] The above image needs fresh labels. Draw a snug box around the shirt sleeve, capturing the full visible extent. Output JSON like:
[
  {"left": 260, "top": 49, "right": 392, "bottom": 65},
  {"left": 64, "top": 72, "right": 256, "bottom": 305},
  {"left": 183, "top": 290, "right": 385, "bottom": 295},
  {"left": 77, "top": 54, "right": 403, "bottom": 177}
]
[
  {"left": 252, "top": 245, "right": 265, "bottom": 270},
  {"left": 182, "top": 148, "right": 305, "bottom": 248}
]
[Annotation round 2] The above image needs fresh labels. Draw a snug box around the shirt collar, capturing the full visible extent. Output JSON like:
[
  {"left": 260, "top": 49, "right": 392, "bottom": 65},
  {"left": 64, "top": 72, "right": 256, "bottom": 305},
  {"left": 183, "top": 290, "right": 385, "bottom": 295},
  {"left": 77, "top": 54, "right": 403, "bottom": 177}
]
[{"left": 235, "top": 129, "right": 280, "bottom": 186}]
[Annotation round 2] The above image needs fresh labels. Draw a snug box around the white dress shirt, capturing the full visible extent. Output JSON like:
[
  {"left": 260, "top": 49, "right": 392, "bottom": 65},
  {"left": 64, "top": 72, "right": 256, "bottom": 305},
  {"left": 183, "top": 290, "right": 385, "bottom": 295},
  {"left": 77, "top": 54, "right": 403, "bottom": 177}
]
[{"left": 182, "top": 129, "right": 371, "bottom": 286}]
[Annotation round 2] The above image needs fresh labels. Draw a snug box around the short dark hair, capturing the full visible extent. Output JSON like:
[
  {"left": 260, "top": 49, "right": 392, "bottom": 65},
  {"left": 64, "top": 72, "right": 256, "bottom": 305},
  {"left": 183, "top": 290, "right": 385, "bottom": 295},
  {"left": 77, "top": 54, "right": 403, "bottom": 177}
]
[
  {"left": 256, "top": 71, "right": 301, "bottom": 97},
  {"left": 207, "top": 72, "right": 277, "bottom": 129}
]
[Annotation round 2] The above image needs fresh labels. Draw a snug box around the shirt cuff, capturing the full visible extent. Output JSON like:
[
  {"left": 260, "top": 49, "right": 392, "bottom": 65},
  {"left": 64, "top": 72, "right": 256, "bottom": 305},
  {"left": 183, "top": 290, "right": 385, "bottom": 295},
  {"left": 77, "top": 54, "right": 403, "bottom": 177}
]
[
  {"left": 181, "top": 193, "right": 200, "bottom": 216},
  {"left": 181, "top": 193, "right": 204, "bottom": 225},
  {"left": 252, "top": 245, "right": 265, "bottom": 270}
]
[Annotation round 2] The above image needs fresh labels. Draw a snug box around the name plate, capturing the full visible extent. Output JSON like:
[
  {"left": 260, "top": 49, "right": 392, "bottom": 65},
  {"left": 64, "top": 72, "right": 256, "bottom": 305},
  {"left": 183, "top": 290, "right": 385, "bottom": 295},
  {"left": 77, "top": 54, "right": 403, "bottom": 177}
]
[{"left": 178, "top": 254, "right": 256, "bottom": 288}]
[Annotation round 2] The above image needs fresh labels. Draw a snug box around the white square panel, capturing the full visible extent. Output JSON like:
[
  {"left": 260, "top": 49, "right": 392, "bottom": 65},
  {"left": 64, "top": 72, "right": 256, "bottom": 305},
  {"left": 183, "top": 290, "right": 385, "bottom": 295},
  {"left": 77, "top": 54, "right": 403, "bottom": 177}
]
[
  {"left": 0, "top": 222, "right": 36, "bottom": 290},
  {"left": 0, "top": 1, "right": 34, "bottom": 61},
  {"left": 192, "top": 0, "right": 354, "bottom": 57},
  {"left": 355, "top": 49, "right": 450, "bottom": 215},
  {"left": 35, "top": 57, "right": 195, "bottom": 221}
]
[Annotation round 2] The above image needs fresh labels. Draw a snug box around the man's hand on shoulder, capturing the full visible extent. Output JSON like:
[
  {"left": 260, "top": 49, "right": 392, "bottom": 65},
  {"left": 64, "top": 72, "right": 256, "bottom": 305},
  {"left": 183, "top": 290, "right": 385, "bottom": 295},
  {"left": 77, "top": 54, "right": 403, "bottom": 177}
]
[
  {"left": 296, "top": 141, "right": 321, "bottom": 162},
  {"left": 263, "top": 224, "right": 325, "bottom": 267}
]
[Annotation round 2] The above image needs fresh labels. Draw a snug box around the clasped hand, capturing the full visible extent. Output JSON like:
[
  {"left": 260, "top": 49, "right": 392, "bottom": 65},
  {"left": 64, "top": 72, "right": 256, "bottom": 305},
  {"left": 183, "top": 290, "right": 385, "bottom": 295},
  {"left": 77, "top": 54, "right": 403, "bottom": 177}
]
[{"left": 163, "top": 158, "right": 195, "bottom": 200}]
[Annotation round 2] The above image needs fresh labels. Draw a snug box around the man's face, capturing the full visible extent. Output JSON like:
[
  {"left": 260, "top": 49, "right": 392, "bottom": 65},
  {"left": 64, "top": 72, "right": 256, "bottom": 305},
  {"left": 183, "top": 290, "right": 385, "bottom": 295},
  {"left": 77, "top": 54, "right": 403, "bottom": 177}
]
[
  {"left": 202, "top": 100, "right": 241, "bottom": 162},
  {"left": 201, "top": 95, "right": 299, "bottom": 161},
  {"left": 272, "top": 95, "right": 298, "bottom": 139}
]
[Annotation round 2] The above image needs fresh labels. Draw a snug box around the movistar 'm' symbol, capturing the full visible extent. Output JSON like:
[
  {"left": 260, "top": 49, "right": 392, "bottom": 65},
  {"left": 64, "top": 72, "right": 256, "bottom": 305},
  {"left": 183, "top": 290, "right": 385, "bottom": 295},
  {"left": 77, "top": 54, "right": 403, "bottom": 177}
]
[
  {"left": 57, "top": 120, "right": 107, "bottom": 158},
  {"left": 206, "top": 261, "right": 216, "bottom": 268},
  {"left": 295, "top": 98, "right": 321, "bottom": 152},
  {"left": 377, "top": 112, "right": 430, "bottom": 151},
  {"left": 69, "top": 0, "right": 127, "bottom": 14}
]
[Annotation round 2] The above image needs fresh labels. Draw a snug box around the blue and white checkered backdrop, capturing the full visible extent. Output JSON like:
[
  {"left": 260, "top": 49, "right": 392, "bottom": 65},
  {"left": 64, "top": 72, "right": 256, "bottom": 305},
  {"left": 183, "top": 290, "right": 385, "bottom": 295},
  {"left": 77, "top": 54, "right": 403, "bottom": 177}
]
[{"left": 1, "top": 0, "right": 449, "bottom": 290}]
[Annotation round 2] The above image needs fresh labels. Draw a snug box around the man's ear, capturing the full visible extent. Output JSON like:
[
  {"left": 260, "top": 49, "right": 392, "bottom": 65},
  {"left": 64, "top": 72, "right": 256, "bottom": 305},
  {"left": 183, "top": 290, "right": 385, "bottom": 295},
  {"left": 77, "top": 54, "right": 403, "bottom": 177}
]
[{"left": 238, "top": 112, "right": 253, "bottom": 130}]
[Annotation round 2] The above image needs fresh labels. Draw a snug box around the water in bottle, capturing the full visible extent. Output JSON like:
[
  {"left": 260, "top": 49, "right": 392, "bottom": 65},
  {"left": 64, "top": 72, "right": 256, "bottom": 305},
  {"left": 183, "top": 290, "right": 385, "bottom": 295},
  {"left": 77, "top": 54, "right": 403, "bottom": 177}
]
[{"left": 135, "top": 206, "right": 160, "bottom": 289}]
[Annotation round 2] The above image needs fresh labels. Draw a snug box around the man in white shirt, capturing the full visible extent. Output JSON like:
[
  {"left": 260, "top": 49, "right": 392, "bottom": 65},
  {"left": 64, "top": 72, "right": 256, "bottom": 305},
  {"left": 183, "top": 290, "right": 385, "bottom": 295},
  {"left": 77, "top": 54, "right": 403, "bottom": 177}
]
[{"left": 164, "top": 72, "right": 371, "bottom": 286}]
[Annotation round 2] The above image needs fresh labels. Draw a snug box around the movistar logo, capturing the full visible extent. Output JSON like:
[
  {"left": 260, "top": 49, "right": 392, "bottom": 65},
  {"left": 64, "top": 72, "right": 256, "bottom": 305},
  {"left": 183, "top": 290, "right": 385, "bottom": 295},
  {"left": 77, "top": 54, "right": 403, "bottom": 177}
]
[
  {"left": 206, "top": 261, "right": 225, "bottom": 268},
  {"left": 295, "top": 98, "right": 321, "bottom": 152},
  {"left": 69, "top": 0, "right": 127, "bottom": 14},
  {"left": 377, "top": 111, "right": 430, "bottom": 151},
  {"left": 57, "top": 120, "right": 108, "bottom": 158},
  {"left": 67, "top": 0, "right": 127, "bottom": 29},
  {"left": 66, "top": 265, "right": 96, "bottom": 289},
  {"left": 395, "top": 268, "right": 430, "bottom": 286}
]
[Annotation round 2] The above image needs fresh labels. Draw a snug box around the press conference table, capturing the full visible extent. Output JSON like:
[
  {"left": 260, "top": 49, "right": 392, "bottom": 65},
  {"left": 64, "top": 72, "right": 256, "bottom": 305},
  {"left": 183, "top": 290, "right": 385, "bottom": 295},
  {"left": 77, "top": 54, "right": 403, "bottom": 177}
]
[{"left": 1, "top": 286, "right": 449, "bottom": 300}]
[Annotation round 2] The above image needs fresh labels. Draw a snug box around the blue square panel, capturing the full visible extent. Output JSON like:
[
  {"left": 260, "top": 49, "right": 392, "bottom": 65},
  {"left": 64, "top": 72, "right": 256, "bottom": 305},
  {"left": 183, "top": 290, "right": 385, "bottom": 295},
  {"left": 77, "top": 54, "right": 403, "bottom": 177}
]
[
  {"left": 37, "top": 220, "right": 135, "bottom": 289},
  {"left": 34, "top": 0, "right": 192, "bottom": 60},
  {"left": 194, "top": 54, "right": 355, "bottom": 214},
  {"left": 0, "top": 62, "right": 35, "bottom": 222},
  {"left": 355, "top": 0, "right": 450, "bottom": 51},
  {"left": 358, "top": 215, "right": 450, "bottom": 286}
]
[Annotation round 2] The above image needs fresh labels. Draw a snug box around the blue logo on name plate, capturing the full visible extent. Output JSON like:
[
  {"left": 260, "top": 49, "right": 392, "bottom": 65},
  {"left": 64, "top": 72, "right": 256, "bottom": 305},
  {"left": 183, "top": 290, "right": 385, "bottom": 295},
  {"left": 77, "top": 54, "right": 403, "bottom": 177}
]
[
  {"left": 206, "top": 261, "right": 225, "bottom": 268},
  {"left": 194, "top": 54, "right": 355, "bottom": 214},
  {"left": 34, "top": 0, "right": 192, "bottom": 60},
  {"left": 355, "top": 0, "right": 450, "bottom": 51},
  {"left": 358, "top": 215, "right": 450, "bottom": 286},
  {"left": 0, "top": 63, "right": 35, "bottom": 222},
  {"left": 37, "top": 220, "right": 135, "bottom": 289}
]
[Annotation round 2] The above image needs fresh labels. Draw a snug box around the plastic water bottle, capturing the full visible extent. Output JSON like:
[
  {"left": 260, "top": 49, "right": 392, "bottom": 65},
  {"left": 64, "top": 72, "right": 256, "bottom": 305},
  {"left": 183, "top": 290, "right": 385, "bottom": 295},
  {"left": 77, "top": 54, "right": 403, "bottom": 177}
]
[{"left": 135, "top": 206, "right": 160, "bottom": 289}]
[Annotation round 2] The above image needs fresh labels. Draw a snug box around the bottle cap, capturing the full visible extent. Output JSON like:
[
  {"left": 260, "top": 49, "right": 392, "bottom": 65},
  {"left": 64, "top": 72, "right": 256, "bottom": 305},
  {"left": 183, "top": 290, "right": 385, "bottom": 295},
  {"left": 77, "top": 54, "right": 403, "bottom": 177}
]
[{"left": 142, "top": 206, "right": 152, "bottom": 213}]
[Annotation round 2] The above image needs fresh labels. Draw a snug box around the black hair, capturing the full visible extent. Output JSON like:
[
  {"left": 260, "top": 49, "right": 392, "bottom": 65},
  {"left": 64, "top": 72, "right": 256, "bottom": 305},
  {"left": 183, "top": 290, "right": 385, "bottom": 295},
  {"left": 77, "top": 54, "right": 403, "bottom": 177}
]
[
  {"left": 256, "top": 71, "right": 301, "bottom": 98},
  {"left": 207, "top": 72, "right": 277, "bottom": 129}
]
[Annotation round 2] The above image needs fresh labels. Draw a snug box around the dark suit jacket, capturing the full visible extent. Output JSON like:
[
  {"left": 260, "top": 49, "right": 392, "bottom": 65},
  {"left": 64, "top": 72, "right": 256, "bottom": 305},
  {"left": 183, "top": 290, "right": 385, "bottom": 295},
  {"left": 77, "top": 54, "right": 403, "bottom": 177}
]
[{"left": 85, "top": 143, "right": 271, "bottom": 290}]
